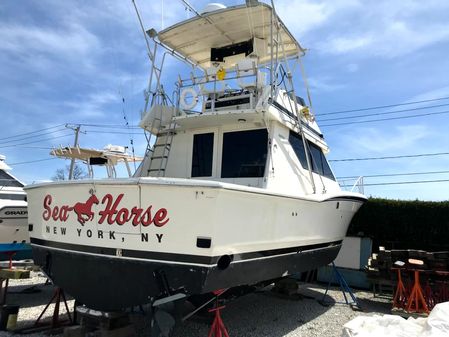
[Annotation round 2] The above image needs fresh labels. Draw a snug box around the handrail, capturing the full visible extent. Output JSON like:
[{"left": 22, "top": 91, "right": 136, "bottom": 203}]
[
  {"left": 338, "top": 176, "right": 364, "bottom": 194},
  {"left": 178, "top": 66, "right": 266, "bottom": 88},
  {"left": 351, "top": 176, "right": 364, "bottom": 194}
]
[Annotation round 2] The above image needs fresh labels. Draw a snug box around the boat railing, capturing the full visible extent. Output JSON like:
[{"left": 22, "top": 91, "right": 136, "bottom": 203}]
[
  {"left": 339, "top": 176, "right": 365, "bottom": 194},
  {"left": 175, "top": 61, "right": 269, "bottom": 114}
]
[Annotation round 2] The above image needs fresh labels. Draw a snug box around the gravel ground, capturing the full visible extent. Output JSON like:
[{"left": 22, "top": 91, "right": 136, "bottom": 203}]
[{"left": 0, "top": 272, "right": 392, "bottom": 337}]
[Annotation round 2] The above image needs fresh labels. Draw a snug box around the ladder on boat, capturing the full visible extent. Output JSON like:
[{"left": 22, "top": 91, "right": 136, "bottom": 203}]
[{"left": 145, "top": 93, "right": 176, "bottom": 177}]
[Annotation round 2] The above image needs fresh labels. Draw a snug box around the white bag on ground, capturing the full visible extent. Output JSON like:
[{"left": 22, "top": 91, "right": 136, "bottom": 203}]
[
  {"left": 342, "top": 302, "right": 449, "bottom": 337},
  {"left": 421, "top": 301, "right": 449, "bottom": 337}
]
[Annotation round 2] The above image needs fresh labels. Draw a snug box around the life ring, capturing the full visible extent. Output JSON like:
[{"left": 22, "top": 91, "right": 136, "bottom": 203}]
[{"left": 179, "top": 87, "right": 198, "bottom": 110}]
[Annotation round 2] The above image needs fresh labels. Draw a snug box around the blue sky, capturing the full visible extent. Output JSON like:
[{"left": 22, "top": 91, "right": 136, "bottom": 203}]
[{"left": 1, "top": 0, "right": 449, "bottom": 201}]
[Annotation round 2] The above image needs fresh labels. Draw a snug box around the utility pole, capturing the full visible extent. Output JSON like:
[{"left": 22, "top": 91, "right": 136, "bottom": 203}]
[{"left": 66, "top": 124, "right": 81, "bottom": 180}]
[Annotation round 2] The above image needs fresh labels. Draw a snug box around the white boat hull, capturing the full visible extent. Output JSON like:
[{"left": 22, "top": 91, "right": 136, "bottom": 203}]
[
  {"left": 0, "top": 202, "right": 31, "bottom": 260},
  {"left": 26, "top": 178, "right": 364, "bottom": 310}
]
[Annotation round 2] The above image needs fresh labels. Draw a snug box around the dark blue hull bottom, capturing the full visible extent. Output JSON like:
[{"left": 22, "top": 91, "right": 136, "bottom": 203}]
[{"left": 31, "top": 240, "right": 342, "bottom": 311}]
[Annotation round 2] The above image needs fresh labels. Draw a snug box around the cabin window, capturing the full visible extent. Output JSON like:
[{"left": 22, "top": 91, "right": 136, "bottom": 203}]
[
  {"left": 289, "top": 131, "right": 335, "bottom": 181},
  {"left": 221, "top": 129, "right": 268, "bottom": 178},
  {"left": 0, "top": 193, "right": 26, "bottom": 201},
  {"left": 0, "top": 170, "right": 24, "bottom": 188},
  {"left": 191, "top": 133, "right": 214, "bottom": 177},
  {"left": 289, "top": 132, "right": 308, "bottom": 170}
]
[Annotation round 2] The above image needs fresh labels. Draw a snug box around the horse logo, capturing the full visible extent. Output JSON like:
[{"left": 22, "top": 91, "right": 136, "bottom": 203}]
[{"left": 67, "top": 194, "right": 100, "bottom": 225}]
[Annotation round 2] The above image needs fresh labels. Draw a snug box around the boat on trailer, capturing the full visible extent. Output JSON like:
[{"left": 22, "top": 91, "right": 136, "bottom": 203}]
[
  {"left": 26, "top": 1, "right": 366, "bottom": 314},
  {"left": 0, "top": 155, "right": 30, "bottom": 261}
]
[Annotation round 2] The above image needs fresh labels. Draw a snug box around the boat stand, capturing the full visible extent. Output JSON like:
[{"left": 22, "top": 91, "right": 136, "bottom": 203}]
[
  {"left": 0, "top": 267, "right": 30, "bottom": 306},
  {"left": 320, "top": 262, "right": 362, "bottom": 310},
  {"left": 1, "top": 251, "right": 16, "bottom": 269},
  {"left": 16, "top": 287, "right": 73, "bottom": 334},
  {"left": 207, "top": 290, "right": 230, "bottom": 337},
  {"left": 208, "top": 304, "right": 229, "bottom": 337},
  {"left": 35, "top": 287, "right": 73, "bottom": 327}
]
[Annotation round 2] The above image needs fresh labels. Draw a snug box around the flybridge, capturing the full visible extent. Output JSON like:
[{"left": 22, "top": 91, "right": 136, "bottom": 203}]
[{"left": 137, "top": 1, "right": 326, "bottom": 187}]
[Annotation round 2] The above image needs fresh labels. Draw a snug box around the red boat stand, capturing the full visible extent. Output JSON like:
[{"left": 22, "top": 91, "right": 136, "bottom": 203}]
[
  {"left": 6, "top": 252, "right": 16, "bottom": 269},
  {"left": 208, "top": 289, "right": 230, "bottom": 337},
  {"left": 208, "top": 304, "right": 230, "bottom": 337},
  {"left": 406, "top": 269, "right": 429, "bottom": 314},
  {"left": 34, "top": 287, "right": 73, "bottom": 328},
  {"left": 0, "top": 252, "right": 18, "bottom": 306},
  {"left": 392, "top": 268, "right": 408, "bottom": 309}
]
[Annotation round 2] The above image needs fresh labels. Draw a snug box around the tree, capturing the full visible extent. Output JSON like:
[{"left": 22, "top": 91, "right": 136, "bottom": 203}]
[{"left": 52, "top": 163, "right": 88, "bottom": 181}]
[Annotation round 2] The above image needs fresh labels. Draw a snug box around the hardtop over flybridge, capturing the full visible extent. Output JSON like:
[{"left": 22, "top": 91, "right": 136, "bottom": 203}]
[
  {"left": 25, "top": 0, "right": 366, "bottom": 315},
  {"left": 0, "top": 155, "right": 30, "bottom": 261}
]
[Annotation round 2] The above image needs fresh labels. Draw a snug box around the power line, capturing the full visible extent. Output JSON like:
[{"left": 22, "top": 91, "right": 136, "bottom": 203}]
[
  {"left": 330, "top": 152, "right": 449, "bottom": 162},
  {"left": 0, "top": 134, "right": 73, "bottom": 149},
  {"left": 316, "top": 102, "right": 449, "bottom": 122},
  {"left": 9, "top": 158, "right": 58, "bottom": 166},
  {"left": 3, "top": 146, "right": 55, "bottom": 150},
  {"left": 317, "top": 96, "right": 449, "bottom": 116},
  {"left": 0, "top": 124, "right": 65, "bottom": 141},
  {"left": 320, "top": 109, "right": 449, "bottom": 127},
  {"left": 77, "top": 123, "right": 140, "bottom": 129},
  {"left": 341, "top": 179, "right": 449, "bottom": 187},
  {"left": 84, "top": 129, "right": 144, "bottom": 135},
  {"left": 0, "top": 128, "right": 67, "bottom": 145},
  {"left": 338, "top": 170, "right": 449, "bottom": 179},
  {"left": 0, "top": 124, "right": 140, "bottom": 144}
]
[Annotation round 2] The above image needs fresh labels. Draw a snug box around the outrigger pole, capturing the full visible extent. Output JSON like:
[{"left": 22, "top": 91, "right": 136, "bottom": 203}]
[{"left": 270, "top": 0, "right": 317, "bottom": 193}]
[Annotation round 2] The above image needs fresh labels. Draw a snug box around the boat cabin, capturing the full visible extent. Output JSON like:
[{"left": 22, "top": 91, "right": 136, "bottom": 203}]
[{"left": 137, "top": 2, "right": 339, "bottom": 196}]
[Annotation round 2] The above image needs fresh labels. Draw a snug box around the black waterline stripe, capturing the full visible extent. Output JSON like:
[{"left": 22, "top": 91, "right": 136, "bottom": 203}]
[
  {"left": 30, "top": 238, "right": 342, "bottom": 265},
  {"left": 326, "top": 196, "right": 366, "bottom": 203}
]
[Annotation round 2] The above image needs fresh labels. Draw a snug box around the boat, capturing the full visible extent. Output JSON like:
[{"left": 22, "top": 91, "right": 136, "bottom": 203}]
[
  {"left": 0, "top": 155, "right": 30, "bottom": 262},
  {"left": 25, "top": 1, "right": 366, "bottom": 315}
]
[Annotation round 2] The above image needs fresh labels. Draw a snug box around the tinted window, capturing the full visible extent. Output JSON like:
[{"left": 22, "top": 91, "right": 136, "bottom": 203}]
[
  {"left": 0, "top": 170, "right": 24, "bottom": 188},
  {"left": 309, "top": 142, "right": 335, "bottom": 180},
  {"left": 289, "top": 131, "right": 335, "bottom": 181},
  {"left": 221, "top": 129, "right": 268, "bottom": 178},
  {"left": 191, "top": 133, "right": 214, "bottom": 177},
  {"left": 289, "top": 131, "right": 308, "bottom": 169},
  {"left": 0, "top": 193, "right": 27, "bottom": 201}
]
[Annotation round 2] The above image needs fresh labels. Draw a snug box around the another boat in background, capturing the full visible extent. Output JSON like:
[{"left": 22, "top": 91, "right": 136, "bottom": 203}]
[
  {"left": 50, "top": 144, "right": 143, "bottom": 179},
  {"left": 0, "top": 155, "right": 30, "bottom": 262}
]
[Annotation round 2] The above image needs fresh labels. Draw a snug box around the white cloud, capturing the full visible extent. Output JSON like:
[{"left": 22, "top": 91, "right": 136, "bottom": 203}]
[
  {"left": 308, "top": 76, "right": 345, "bottom": 92},
  {"left": 346, "top": 63, "right": 359, "bottom": 72},
  {"left": 0, "top": 23, "right": 100, "bottom": 60},
  {"left": 275, "top": 2, "right": 329, "bottom": 35},
  {"left": 276, "top": 0, "right": 449, "bottom": 59},
  {"left": 408, "top": 85, "right": 449, "bottom": 102},
  {"left": 348, "top": 124, "right": 431, "bottom": 154},
  {"left": 62, "top": 91, "right": 120, "bottom": 118},
  {"left": 326, "top": 35, "right": 373, "bottom": 54}
]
